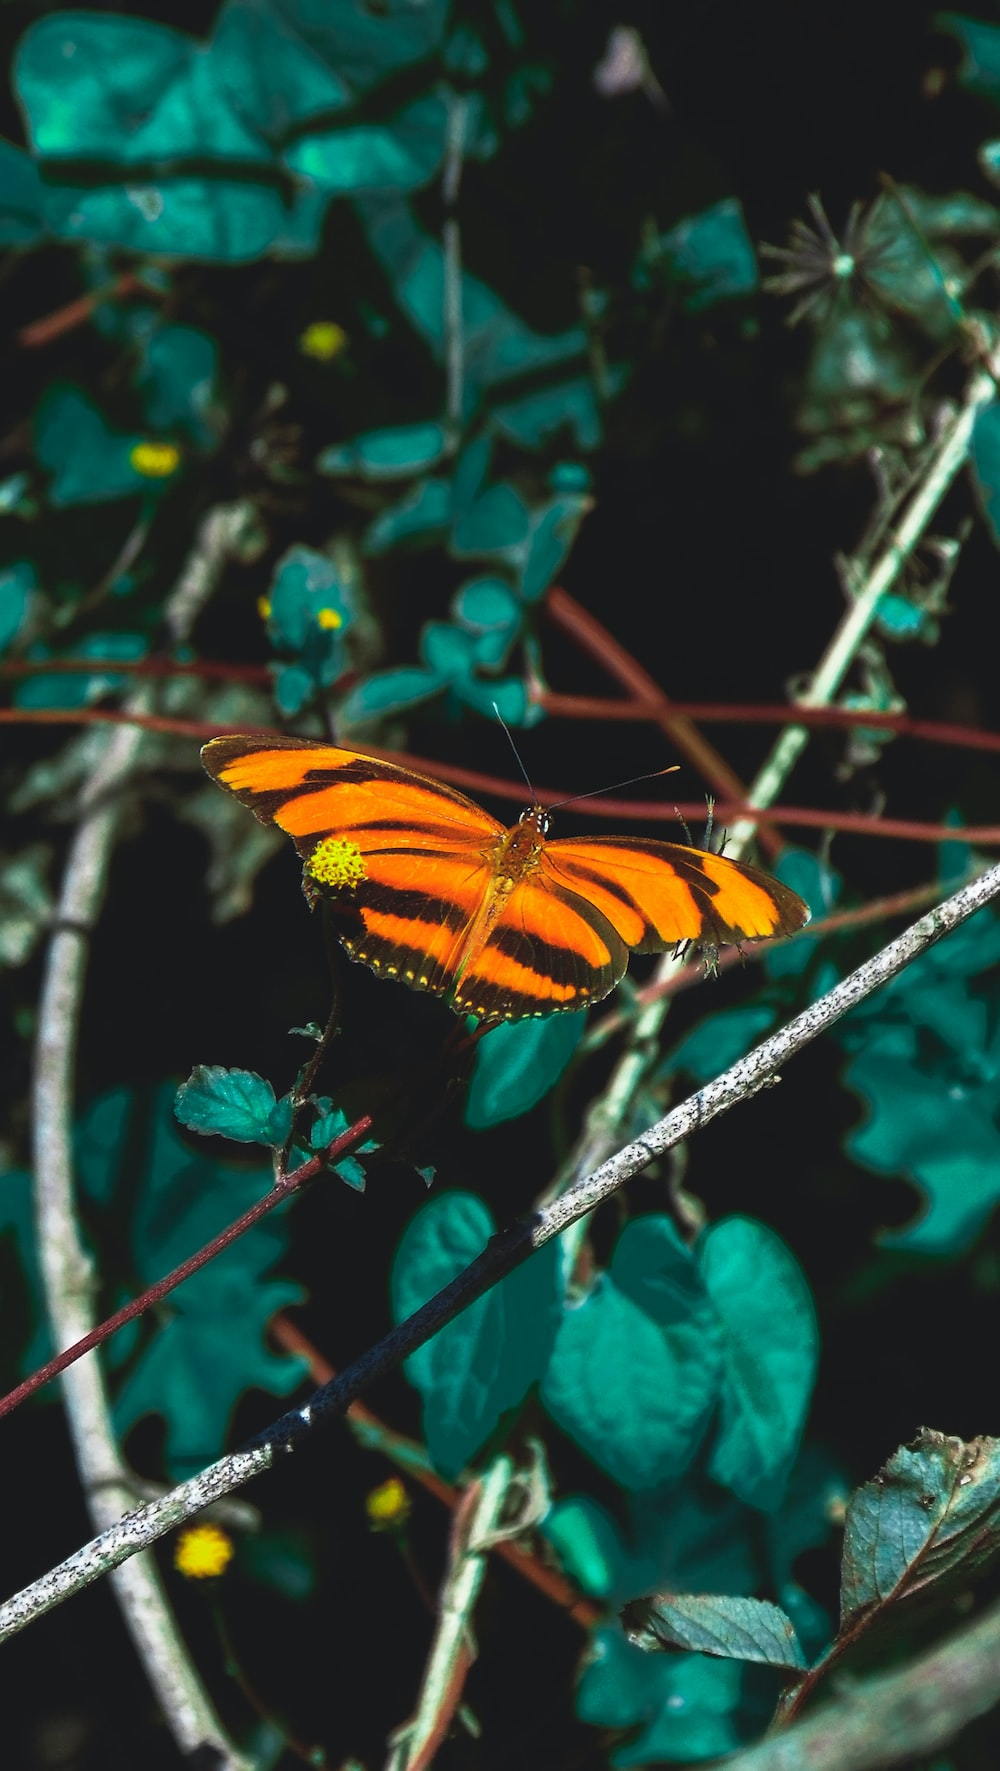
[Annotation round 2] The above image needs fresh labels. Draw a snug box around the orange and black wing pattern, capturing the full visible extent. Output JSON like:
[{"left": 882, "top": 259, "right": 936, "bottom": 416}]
[{"left": 202, "top": 735, "right": 809, "bottom": 1022}]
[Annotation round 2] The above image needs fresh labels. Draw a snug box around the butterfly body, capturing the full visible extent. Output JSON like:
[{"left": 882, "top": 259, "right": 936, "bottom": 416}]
[{"left": 203, "top": 736, "right": 809, "bottom": 1023}]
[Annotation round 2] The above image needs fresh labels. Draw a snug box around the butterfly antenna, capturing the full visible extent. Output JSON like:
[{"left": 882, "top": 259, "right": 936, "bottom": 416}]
[
  {"left": 548, "top": 764, "right": 680, "bottom": 813},
  {"left": 492, "top": 701, "right": 536, "bottom": 799}
]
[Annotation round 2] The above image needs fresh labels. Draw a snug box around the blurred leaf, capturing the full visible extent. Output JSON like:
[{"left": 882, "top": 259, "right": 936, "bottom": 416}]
[
  {"left": 15, "top": 15, "right": 269, "bottom": 163},
  {"left": 465, "top": 1013, "right": 585, "bottom": 1128},
  {"left": 211, "top": 0, "right": 351, "bottom": 140},
  {"left": 0, "top": 1168, "right": 51, "bottom": 1378},
  {"left": 699, "top": 1218, "right": 818, "bottom": 1512},
  {"left": 175, "top": 1066, "right": 292, "bottom": 1146},
  {"left": 838, "top": 1430, "right": 1000, "bottom": 1646},
  {"left": 0, "top": 560, "right": 34, "bottom": 654},
  {"left": 453, "top": 575, "right": 521, "bottom": 632},
  {"left": 640, "top": 198, "right": 758, "bottom": 309},
  {"left": 318, "top": 421, "right": 448, "bottom": 480},
  {"left": 260, "top": 0, "right": 450, "bottom": 94},
  {"left": 0, "top": 136, "right": 45, "bottom": 245},
  {"left": 13, "top": 632, "right": 147, "bottom": 711},
  {"left": 621, "top": 1593, "right": 807, "bottom": 1672},
  {"left": 970, "top": 399, "right": 1000, "bottom": 547},
  {"left": 542, "top": 1495, "right": 625, "bottom": 1599},
  {"left": 576, "top": 1626, "right": 745, "bottom": 1765},
  {"left": 267, "top": 545, "right": 352, "bottom": 652},
  {"left": 940, "top": 14, "right": 1000, "bottom": 99},
  {"left": 338, "top": 665, "right": 447, "bottom": 724},
  {"left": 283, "top": 92, "right": 447, "bottom": 191},
  {"left": 541, "top": 1217, "right": 722, "bottom": 1490},
  {"left": 34, "top": 387, "right": 148, "bottom": 506},
  {"left": 451, "top": 483, "right": 531, "bottom": 556},
  {"left": 0, "top": 844, "right": 53, "bottom": 968},
  {"left": 666, "top": 1003, "right": 778, "bottom": 1085},
  {"left": 763, "top": 847, "right": 842, "bottom": 980},
  {"left": 364, "top": 477, "right": 452, "bottom": 552},
  {"left": 392, "top": 1190, "right": 560, "bottom": 1478},
  {"left": 137, "top": 325, "right": 219, "bottom": 446},
  {"left": 239, "top": 1529, "right": 318, "bottom": 1602},
  {"left": 492, "top": 374, "right": 607, "bottom": 451},
  {"left": 41, "top": 179, "right": 288, "bottom": 262}
]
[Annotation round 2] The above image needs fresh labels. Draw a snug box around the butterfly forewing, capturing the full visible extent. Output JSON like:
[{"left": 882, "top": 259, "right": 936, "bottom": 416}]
[{"left": 452, "top": 875, "right": 628, "bottom": 1020}]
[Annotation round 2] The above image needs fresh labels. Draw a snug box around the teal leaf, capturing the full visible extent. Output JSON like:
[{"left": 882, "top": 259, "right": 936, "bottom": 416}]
[
  {"left": 541, "top": 1217, "right": 722, "bottom": 1490},
  {"left": 239, "top": 1529, "right": 318, "bottom": 1602},
  {"left": 699, "top": 1217, "right": 818, "bottom": 1512},
  {"left": 34, "top": 387, "right": 147, "bottom": 507},
  {"left": 492, "top": 374, "right": 606, "bottom": 451},
  {"left": 451, "top": 483, "right": 531, "bottom": 556},
  {"left": 273, "top": 662, "right": 316, "bottom": 717},
  {"left": 939, "top": 15, "right": 1000, "bottom": 99},
  {"left": 338, "top": 666, "right": 447, "bottom": 724},
  {"left": 0, "top": 843, "right": 54, "bottom": 968},
  {"left": 542, "top": 1496, "right": 626, "bottom": 1600},
  {"left": 359, "top": 196, "right": 586, "bottom": 414},
  {"left": 174, "top": 1066, "right": 292, "bottom": 1146},
  {"left": 763, "top": 846, "right": 840, "bottom": 980},
  {"left": 517, "top": 493, "right": 592, "bottom": 601},
  {"left": 0, "top": 561, "right": 34, "bottom": 655},
  {"left": 454, "top": 673, "right": 533, "bottom": 726},
  {"left": 309, "top": 1106, "right": 367, "bottom": 1191},
  {"left": 0, "top": 1168, "right": 52, "bottom": 1377},
  {"left": 283, "top": 92, "right": 448, "bottom": 192},
  {"left": 465, "top": 1013, "right": 585, "bottom": 1127},
  {"left": 13, "top": 632, "right": 147, "bottom": 711},
  {"left": 137, "top": 325, "right": 218, "bottom": 445},
  {"left": 261, "top": 0, "right": 450, "bottom": 94},
  {"left": 210, "top": 0, "right": 351, "bottom": 141},
  {"left": 621, "top": 1593, "right": 807, "bottom": 1672},
  {"left": 453, "top": 575, "right": 521, "bottom": 632},
  {"left": 839, "top": 1430, "right": 1000, "bottom": 1645},
  {"left": 666, "top": 1003, "right": 778, "bottom": 1084},
  {"left": 392, "top": 1191, "right": 560, "bottom": 1478},
  {"left": 16, "top": 15, "right": 270, "bottom": 164},
  {"left": 577, "top": 1626, "right": 745, "bottom": 1766},
  {"left": 643, "top": 198, "right": 758, "bottom": 309},
  {"left": 41, "top": 179, "right": 287, "bottom": 263},
  {"left": 364, "top": 477, "right": 452, "bottom": 552},
  {"left": 266, "top": 545, "right": 352, "bottom": 653},
  {"left": 318, "top": 421, "right": 448, "bottom": 479},
  {"left": 971, "top": 400, "right": 1000, "bottom": 547},
  {"left": 420, "top": 621, "right": 478, "bottom": 678},
  {"left": 0, "top": 137, "right": 45, "bottom": 245}
]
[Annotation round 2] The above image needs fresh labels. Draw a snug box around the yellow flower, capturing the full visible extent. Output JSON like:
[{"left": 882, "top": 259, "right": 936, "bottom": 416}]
[
  {"left": 300, "top": 321, "right": 348, "bottom": 362},
  {"left": 257, "top": 596, "right": 272, "bottom": 621},
  {"left": 173, "top": 1523, "right": 235, "bottom": 1580},
  {"left": 306, "top": 838, "right": 367, "bottom": 890},
  {"left": 317, "top": 606, "right": 343, "bottom": 631},
  {"left": 365, "top": 1477, "right": 411, "bottom": 1531},
  {"left": 130, "top": 440, "right": 181, "bottom": 479}
]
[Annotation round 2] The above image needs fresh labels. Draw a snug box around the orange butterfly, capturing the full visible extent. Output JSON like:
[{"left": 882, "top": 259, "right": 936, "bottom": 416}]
[{"left": 202, "top": 735, "right": 809, "bottom": 1024}]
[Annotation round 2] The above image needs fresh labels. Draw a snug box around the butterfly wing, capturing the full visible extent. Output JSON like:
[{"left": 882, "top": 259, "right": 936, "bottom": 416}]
[
  {"left": 449, "top": 872, "right": 630, "bottom": 1021},
  {"left": 543, "top": 836, "right": 810, "bottom": 951},
  {"left": 202, "top": 735, "right": 505, "bottom": 1000}
]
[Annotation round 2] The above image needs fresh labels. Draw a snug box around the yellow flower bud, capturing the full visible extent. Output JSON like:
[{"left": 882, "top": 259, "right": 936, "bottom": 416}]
[
  {"left": 173, "top": 1523, "right": 235, "bottom": 1580},
  {"left": 130, "top": 440, "right": 181, "bottom": 479},
  {"left": 365, "top": 1477, "right": 411, "bottom": 1531},
  {"left": 300, "top": 321, "right": 348, "bottom": 362}
]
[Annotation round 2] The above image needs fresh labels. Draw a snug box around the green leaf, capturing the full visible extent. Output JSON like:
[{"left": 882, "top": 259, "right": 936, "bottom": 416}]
[
  {"left": 939, "top": 15, "right": 1000, "bottom": 99},
  {"left": 456, "top": 673, "right": 534, "bottom": 726},
  {"left": 273, "top": 662, "right": 316, "bottom": 717},
  {"left": 266, "top": 545, "right": 352, "bottom": 653},
  {"left": 517, "top": 493, "right": 592, "bottom": 601},
  {"left": 576, "top": 1626, "right": 745, "bottom": 1766},
  {"left": 971, "top": 400, "right": 1000, "bottom": 547},
  {"left": 643, "top": 198, "right": 758, "bottom": 309},
  {"left": 0, "top": 561, "right": 34, "bottom": 654},
  {"left": 174, "top": 1066, "right": 292, "bottom": 1145},
  {"left": 699, "top": 1217, "right": 818, "bottom": 1512},
  {"left": 283, "top": 92, "right": 447, "bottom": 192},
  {"left": 541, "top": 1217, "right": 722, "bottom": 1490},
  {"left": 392, "top": 1191, "right": 560, "bottom": 1478},
  {"left": 0, "top": 137, "right": 46, "bottom": 246},
  {"left": 666, "top": 1004, "right": 778, "bottom": 1084},
  {"left": 34, "top": 387, "right": 148, "bottom": 507},
  {"left": 42, "top": 178, "right": 288, "bottom": 262},
  {"left": 453, "top": 575, "right": 521, "bottom": 632},
  {"left": 492, "top": 374, "right": 606, "bottom": 451},
  {"left": 763, "top": 847, "right": 841, "bottom": 980},
  {"left": 465, "top": 1013, "right": 585, "bottom": 1127},
  {"left": 338, "top": 666, "right": 447, "bottom": 724},
  {"left": 137, "top": 325, "right": 218, "bottom": 445},
  {"left": 260, "top": 0, "right": 450, "bottom": 94},
  {"left": 0, "top": 1168, "right": 52, "bottom": 1378},
  {"left": 239, "top": 1529, "right": 318, "bottom": 1602},
  {"left": 420, "top": 620, "right": 478, "bottom": 678},
  {"left": 210, "top": 0, "right": 351, "bottom": 140},
  {"left": 839, "top": 1430, "right": 1000, "bottom": 1645},
  {"left": 364, "top": 477, "right": 452, "bottom": 552},
  {"left": 318, "top": 420, "right": 448, "bottom": 480},
  {"left": 451, "top": 483, "right": 531, "bottom": 556},
  {"left": 13, "top": 633, "right": 147, "bottom": 711},
  {"left": 621, "top": 1593, "right": 807, "bottom": 1672},
  {"left": 16, "top": 15, "right": 269, "bottom": 163},
  {"left": 542, "top": 1496, "right": 625, "bottom": 1599}
]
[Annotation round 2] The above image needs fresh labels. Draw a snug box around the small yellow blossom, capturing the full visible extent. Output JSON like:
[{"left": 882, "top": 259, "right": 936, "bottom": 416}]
[
  {"left": 365, "top": 1477, "right": 411, "bottom": 1531},
  {"left": 316, "top": 606, "right": 343, "bottom": 631},
  {"left": 306, "top": 837, "right": 367, "bottom": 890},
  {"left": 257, "top": 596, "right": 272, "bottom": 621},
  {"left": 300, "top": 321, "right": 348, "bottom": 362},
  {"left": 130, "top": 440, "right": 181, "bottom": 479},
  {"left": 173, "top": 1523, "right": 235, "bottom": 1580}
]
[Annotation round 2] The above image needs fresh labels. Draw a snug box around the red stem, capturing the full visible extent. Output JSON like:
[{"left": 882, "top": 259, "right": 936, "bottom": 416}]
[{"left": 0, "top": 1115, "right": 372, "bottom": 1423}]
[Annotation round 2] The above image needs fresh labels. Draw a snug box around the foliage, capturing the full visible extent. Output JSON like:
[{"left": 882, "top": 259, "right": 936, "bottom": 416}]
[{"left": 5, "top": 1, "right": 1000, "bottom": 1765}]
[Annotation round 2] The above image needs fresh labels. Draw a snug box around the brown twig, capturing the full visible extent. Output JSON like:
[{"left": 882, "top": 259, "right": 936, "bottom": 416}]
[
  {"left": 0, "top": 1117, "right": 372, "bottom": 1424},
  {"left": 17, "top": 273, "right": 146, "bottom": 348}
]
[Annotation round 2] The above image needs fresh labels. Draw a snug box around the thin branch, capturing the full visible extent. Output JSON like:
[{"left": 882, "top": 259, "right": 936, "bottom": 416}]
[
  {"left": 387, "top": 1457, "right": 513, "bottom": 1771},
  {"left": 0, "top": 1116, "right": 372, "bottom": 1421},
  {"left": 719, "top": 1593, "right": 1000, "bottom": 1771},
  {"left": 728, "top": 364, "right": 997, "bottom": 849},
  {"left": 17, "top": 273, "right": 145, "bottom": 348},
  {"left": 31, "top": 701, "right": 251, "bottom": 1767},
  {"left": 6, "top": 857, "right": 1000, "bottom": 1643}
]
